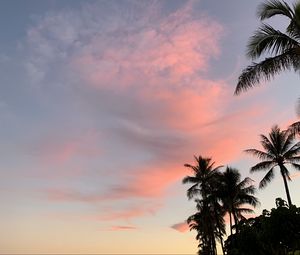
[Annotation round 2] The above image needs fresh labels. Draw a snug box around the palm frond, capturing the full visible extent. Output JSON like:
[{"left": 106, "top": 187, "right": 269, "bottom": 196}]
[
  {"left": 184, "top": 164, "right": 199, "bottom": 173},
  {"left": 281, "top": 131, "right": 295, "bottom": 153},
  {"left": 182, "top": 176, "right": 198, "bottom": 184},
  {"left": 237, "top": 177, "right": 254, "bottom": 189},
  {"left": 283, "top": 141, "right": 300, "bottom": 157},
  {"left": 259, "top": 168, "right": 275, "bottom": 188},
  {"left": 286, "top": 2, "right": 300, "bottom": 40},
  {"left": 287, "top": 121, "right": 300, "bottom": 136},
  {"left": 286, "top": 156, "right": 300, "bottom": 164},
  {"left": 269, "top": 125, "right": 285, "bottom": 154},
  {"left": 238, "top": 194, "right": 260, "bottom": 207},
  {"left": 291, "top": 162, "right": 300, "bottom": 171},
  {"left": 260, "top": 133, "right": 277, "bottom": 155},
  {"left": 257, "top": 0, "right": 294, "bottom": 20},
  {"left": 186, "top": 184, "right": 200, "bottom": 200},
  {"left": 244, "top": 148, "right": 273, "bottom": 160},
  {"left": 236, "top": 207, "right": 255, "bottom": 214},
  {"left": 240, "top": 185, "right": 256, "bottom": 195},
  {"left": 235, "top": 49, "right": 298, "bottom": 94},
  {"left": 247, "top": 23, "right": 299, "bottom": 59},
  {"left": 250, "top": 161, "right": 276, "bottom": 172}
]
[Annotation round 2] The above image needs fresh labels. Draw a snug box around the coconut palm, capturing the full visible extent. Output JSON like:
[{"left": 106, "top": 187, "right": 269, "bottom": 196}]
[
  {"left": 188, "top": 199, "right": 225, "bottom": 255},
  {"left": 235, "top": 0, "right": 300, "bottom": 95},
  {"left": 182, "top": 156, "right": 223, "bottom": 200},
  {"left": 246, "top": 125, "right": 300, "bottom": 206},
  {"left": 183, "top": 156, "right": 224, "bottom": 255},
  {"left": 218, "top": 167, "right": 259, "bottom": 235}
]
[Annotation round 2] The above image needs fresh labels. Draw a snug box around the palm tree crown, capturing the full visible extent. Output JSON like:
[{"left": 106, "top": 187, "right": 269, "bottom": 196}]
[
  {"left": 235, "top": 0, "right": 300, "bottom": 95},
  {"left": 182, "top": 156, "right": 223, "bottom": 200},
  {"left": 218, "top": 167, "right": 259, "bottom": 234},
  {"left": 246, "top": 125, "right": 300, "bottom": 206}
]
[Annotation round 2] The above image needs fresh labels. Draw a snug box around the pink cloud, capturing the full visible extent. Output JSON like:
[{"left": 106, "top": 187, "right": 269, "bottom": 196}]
[
  {"left": 45, "top": 163, "right": 183, "bottom": 203},
  {"left": 95, "top": 203, "right": 162, "bottom": 221},
  {"left": 70, "top": 3, "right": 223, "bottom": 90},
  {"left": 171, "top": 222, "right": 189, "bottom": 233},
  {"left": 25, "top": 1, "right": 278, "bottom": 224},
  {"left": 108, "top": 225, "right": 137, "bottom": 231},
  {"left": 36, "top": 130, "right": 102, "bottom": 165}
]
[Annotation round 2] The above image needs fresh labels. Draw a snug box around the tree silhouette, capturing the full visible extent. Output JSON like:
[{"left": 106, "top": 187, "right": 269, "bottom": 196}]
[
  {"left": 182, "top": 156, "right": 223, "bottom": 200},
  {"left": 246, "top": 125, "right": 300, "bottom": 206},
  {"left": 235, "top": 0, "right": 300, "bottom": 95},
  {"left": 187, "top": 199, "right": 225, "bottom": 255},
  {"left": 183, "top": 156, "right": 224, "bottom": 255},
  {"left": 218, "top": 167, "right": 259, "bottom": 235},
  {"left": 225, "top": 198, "right": 300, "bottom": 255}
]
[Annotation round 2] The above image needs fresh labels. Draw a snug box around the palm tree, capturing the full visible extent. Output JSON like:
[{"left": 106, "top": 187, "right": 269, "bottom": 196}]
[
  {"left": 182, "top": 156, "right": 223, "bottom": 201},
  {"left": 183, "top": 156, "right": 224, "bottom": 255},
  {"left": 235, "top": 0, "right": 300, "bottom": 95},
  {"left": 188, "top": 199, "right": 225, "bottom": 255},
  {"left": 218, "top": 167, "right": 259, "bottom": 235},
  {"left": 246, "top": 125, "right": 300, "bottom": 206}
]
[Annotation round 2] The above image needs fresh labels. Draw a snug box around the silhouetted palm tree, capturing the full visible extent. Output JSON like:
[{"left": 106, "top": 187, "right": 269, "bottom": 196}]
[
  {"left": 188, "top": 199, "right": 225, "bottom": 255},
  {"left": 235, "top": 0, "right": 300, "bottom": 95},
  {"left": 218, "top": 167, "right": 259, "bottom": 235},
  {"left": 246, "top": 125, "right": 300, "bottom": 206},
  {"left": 182, "top": 156, "right": 223, "bottom": 200},
  {"left": 183, "top": 156, "right": 224, "bottom": 255}
]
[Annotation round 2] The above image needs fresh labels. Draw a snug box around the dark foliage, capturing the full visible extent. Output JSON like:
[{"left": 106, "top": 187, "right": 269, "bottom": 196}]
[{"left": 225, "top": 198, "right": 300, "bottom": 255}]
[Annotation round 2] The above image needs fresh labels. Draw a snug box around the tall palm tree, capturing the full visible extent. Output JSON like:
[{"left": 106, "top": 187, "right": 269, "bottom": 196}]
[
  {"left": 218, "top": 167, "right": 259, "bottom": 235},
  {"left": 246, "top": 125, "right": 300, "bottom": 206},
  {"left": 235, "top": 0, "right": 300, "bottom": 95},
  {"left": 183, "top": 156, "right": 224, "bottom": 255}
]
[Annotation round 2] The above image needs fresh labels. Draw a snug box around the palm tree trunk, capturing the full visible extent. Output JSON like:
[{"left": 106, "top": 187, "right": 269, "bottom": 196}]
[
  {"left": 279, "top": 165, "right": 292, "bottom": 207},
  {"left": 211, "top": 234, "right": 217, "bottom": 255},
  {"left": 218, "top": 231, "right": 225, "bottom": 255},
  {"left": 229, "top": 212, "right": 233, "bottom": 235},
  {"left": 233, "top": 210, "right": 239, "bottom": 233},
  {"left": 215, "top": 218, "right": 225, "bottom": 254},
  {"left": 219, "top": 234, "right": 225, "bottom": 255},
  {"left": 212, "top": 205, "right": 224, "bottom": 255}
]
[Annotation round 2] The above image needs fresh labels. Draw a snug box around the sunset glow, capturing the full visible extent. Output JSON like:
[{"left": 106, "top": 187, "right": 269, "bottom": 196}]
[{"left": 1, "top": 0, "right": 300, "bottom": 254}]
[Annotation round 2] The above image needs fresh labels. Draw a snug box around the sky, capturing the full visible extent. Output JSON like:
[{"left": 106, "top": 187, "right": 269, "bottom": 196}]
[{"left": 1, "top": 0, "right": 300, "bottom": 254}]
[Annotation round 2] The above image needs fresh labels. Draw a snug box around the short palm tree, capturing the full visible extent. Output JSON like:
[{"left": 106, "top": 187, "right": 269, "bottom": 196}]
[
  {"left": 246, "top": 125, "right": 300, "bottom": 206},
  {"left": 218, "top": 167, "right": 259, "bottom": 235},
  {"left": 235, "top": 0, "right": 300, "bottom": 95}
]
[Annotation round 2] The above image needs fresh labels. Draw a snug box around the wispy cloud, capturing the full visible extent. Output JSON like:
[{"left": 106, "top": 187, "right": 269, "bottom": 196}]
[
  {"left": 108, "top": 225, "right": 137, "bottom": 231},
  {"left": 35, "top": 130, "right": 102, "bottom": 165},
  {"left": 23, "top": 0, "right": 275, "bottom": 225}
]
